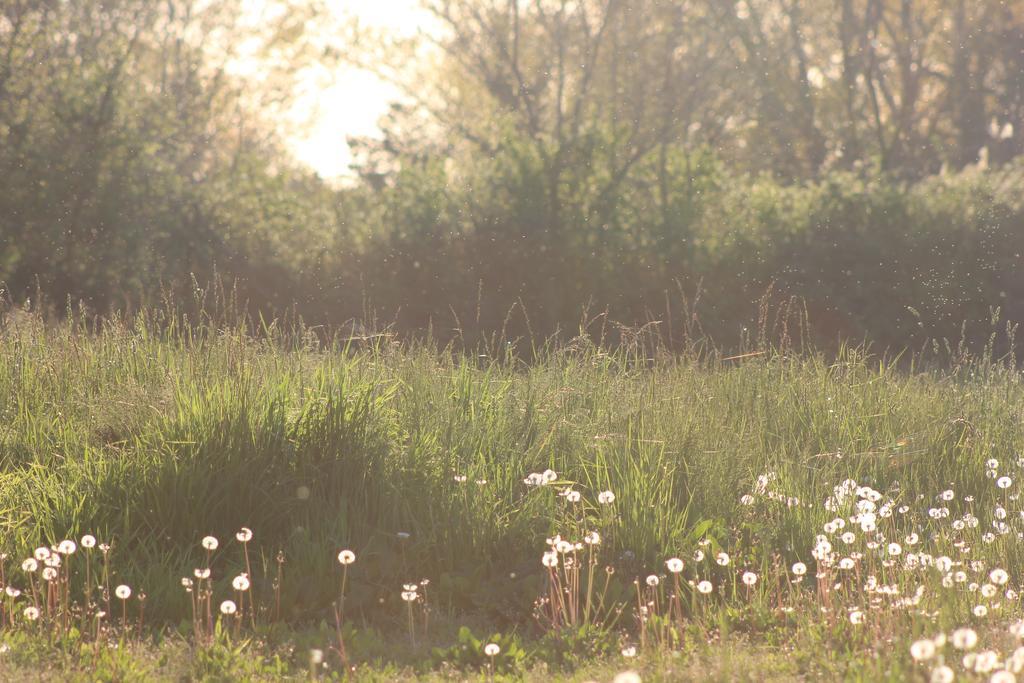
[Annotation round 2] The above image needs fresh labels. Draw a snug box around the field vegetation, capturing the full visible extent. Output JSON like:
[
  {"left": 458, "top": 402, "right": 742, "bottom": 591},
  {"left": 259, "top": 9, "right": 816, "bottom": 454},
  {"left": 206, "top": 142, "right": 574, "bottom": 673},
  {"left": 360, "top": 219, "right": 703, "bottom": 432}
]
[{"left": 1, "top": 306, "right": 1023, "bottom": 680}]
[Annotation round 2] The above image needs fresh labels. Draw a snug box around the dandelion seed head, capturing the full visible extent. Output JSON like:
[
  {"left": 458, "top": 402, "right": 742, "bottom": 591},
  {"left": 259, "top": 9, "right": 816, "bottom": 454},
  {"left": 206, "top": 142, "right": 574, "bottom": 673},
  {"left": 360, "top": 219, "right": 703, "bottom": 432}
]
[
  {"left": 952, "top": 627, "right": 979, "bottom": 650},
  {"left": 910, "top": 639, "right": 937, "bottom": 661},
  {"left": 220, "top": 600, "right": 237, "bottom": 615},
  {"left": 115, "top": 584, "right": 131, "bottom": 600},
  {"left": 337, "top": 549, "right": 356, "bottom": 565},
  {"left": 235, "top": 527, "right": 253, "bottom": 543},
  {"left": 666, "top": 558, "right": 684, "bottom": 573},
  {"left": 484, "top": 643, "right": 500, "bottom": 657}
]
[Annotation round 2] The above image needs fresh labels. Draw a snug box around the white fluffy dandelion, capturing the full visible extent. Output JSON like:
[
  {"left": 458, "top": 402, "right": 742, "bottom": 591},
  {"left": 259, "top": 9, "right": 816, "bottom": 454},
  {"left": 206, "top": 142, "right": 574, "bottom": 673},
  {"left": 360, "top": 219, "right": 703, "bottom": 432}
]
[
  {"left": 220, "top": 600, "right": 237, "bottom": 615},
  {"left": 952, "top": 627, "right": 978, "bottom": 650},
  {"left": 910, "top": 639, "right": 937, "bottom": 661},
  {"left": 665, "top": 558, "right": 684, "bottom": 573},
  {"left": 115, "top": 584, "right": 131, "bottom": 600},
  {"left": 201, "top": 536, "right": 218, "bottom": 551},
  {"left": 337, "top": 549, "right": 356, "bottom": 565},
  {"left": 598, "top": 490, "right": 616, "bottom": 504}
]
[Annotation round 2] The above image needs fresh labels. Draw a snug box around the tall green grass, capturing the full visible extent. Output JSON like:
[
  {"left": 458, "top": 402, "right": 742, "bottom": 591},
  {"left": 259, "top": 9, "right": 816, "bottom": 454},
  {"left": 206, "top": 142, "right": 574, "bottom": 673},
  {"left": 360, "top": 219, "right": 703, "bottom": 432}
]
[{"left": 0, "top": 307, "right": 1020, "bottom": 628}]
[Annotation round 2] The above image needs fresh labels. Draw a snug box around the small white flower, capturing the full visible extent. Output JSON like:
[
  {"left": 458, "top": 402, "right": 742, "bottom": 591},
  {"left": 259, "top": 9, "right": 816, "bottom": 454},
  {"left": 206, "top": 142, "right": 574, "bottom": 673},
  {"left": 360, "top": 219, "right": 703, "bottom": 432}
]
[
  {"left": 542, "top": 552, "right": 558, "bottom": 568},
  {"left": 21, "top": 558, "right": 37, "bottom": 572},
  {"left": 910, "top": 638, "right": 937, "bottom": 661},
  {"left": 220, "top": 600, "right": 237, "bottom": 615},
  {"left": 33, "top": 547, "right": 49, "bottom": 561},
  {"left": 998, "top": 476, "right": 1013, "bottom": 489},
  {"left": 337, "top": 550, "right": 356, "bottom": 565},
  {"left": 716, "top": 552, "right": 730, "bottom": 566},
  {"left": 929, "top": 665, "right": 954, "bottom": 683},
  {"left": 115, "top": 584, "right": 131, "bottom": 600},
  {"left": 742, "top": 571, "right": 758, "bottom": 586},
  {"left": 598, "top": 490, "right": 616, "bottom": 504},
  {"left": 696, "top": 580, "right": 713, "bottom": 594},
  {"left": 235, "top": 527, "right": 253, "bottom": 543},
  {"left": 57, "top": 540, "right": 76, "bottom": 555},
  {"left": 952, "top": 627, "right": 978, "bottom": 650},
  {"left": 23, "top": 606, "right": 39, "bottom": 621},
  {"left": 665, "top": 558, "right": 684, "bottom": 573},
  {"left": 201, "top": 536, "right": 218, "bottom": 551},
  {"left": 646, "top": 575, "right": 660, "bottom": 587},
  {"left": 4, "top": 586, "right": 20, "bottom": 598},
  {"left": 791, "top": 562, "right": 807, "bottom": 576},
  {"left": 232, "top": 574, "right": 250, "bottom": 591},
  {"left": 81, "top": 535, "right": 96, "bottom": 549},
  {"left": 621, "top": 646, "right": 637, "bottom": 658},
  {"left": 194, "top": 568, "right": 211, "bottom": 579},
  {"left": 484, "top": 643, "right": 500, "bottom": 657}
]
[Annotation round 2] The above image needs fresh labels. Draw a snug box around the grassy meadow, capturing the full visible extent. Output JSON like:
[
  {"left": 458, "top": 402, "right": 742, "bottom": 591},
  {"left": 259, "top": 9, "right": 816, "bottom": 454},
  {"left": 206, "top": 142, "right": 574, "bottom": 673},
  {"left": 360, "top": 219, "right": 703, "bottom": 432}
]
[{"left": 1, "top": 309, "right": 1024, "bottom": 680}]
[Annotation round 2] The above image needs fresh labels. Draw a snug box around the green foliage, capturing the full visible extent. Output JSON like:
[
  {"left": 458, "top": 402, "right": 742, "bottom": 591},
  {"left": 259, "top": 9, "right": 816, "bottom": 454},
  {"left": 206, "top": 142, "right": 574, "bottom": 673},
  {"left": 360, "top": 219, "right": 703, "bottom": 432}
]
[
  {"left": 532, "top": 624, "right": 619, "bottom": 671},
  {"left": 430, "top": 626, "right": 526, "bottom": 674}
]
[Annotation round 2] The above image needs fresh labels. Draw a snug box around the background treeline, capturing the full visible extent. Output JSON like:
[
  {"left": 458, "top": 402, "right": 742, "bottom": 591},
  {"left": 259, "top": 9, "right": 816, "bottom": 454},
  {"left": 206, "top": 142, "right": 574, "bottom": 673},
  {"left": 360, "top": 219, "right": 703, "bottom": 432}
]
[{"left": 2, "top": 0, "right": 1023, "bottom": 351}]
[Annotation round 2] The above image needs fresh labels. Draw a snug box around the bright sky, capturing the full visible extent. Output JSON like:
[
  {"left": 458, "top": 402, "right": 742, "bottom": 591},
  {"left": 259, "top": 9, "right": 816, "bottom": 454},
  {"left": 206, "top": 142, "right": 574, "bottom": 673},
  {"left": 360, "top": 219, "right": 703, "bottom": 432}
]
[{"left": 284, "top": 0, "right": 431, "bottom": 179}]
